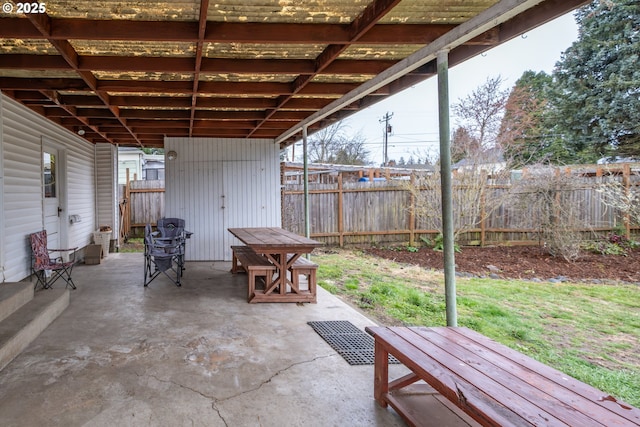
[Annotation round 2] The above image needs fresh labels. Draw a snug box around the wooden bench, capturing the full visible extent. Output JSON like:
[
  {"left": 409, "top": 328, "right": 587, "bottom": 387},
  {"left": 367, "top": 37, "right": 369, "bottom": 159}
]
[
  {"left": 289, "top": 256, "right": 318, "bottom": 303},
  {"left": 230, "top": 246, "right": 276, "bottom": 301},
  {"left": 365, "top": 326, "right": 640, "bottom": 427}
]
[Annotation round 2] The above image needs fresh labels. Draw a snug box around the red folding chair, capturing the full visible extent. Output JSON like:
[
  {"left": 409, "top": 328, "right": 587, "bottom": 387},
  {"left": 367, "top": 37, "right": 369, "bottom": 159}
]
[{"left": 30, "top": 230, "right": 78, "bottom": 290}]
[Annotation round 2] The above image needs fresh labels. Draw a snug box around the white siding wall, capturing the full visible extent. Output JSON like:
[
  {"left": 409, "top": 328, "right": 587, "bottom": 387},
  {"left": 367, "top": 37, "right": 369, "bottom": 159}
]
[
  {"left": 95, "top": 143, "right": 118, "bottom": 242},
  {"left": 1, "top": 94, "right": 97, "bottom": 282},
  {"left": 165, "top": 137, "right": 281, "bottom": 261}
]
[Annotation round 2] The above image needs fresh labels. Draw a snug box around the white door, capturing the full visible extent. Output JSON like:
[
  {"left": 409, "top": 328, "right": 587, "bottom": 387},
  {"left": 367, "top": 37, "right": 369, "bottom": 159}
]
[
  {"left": 222, "top": 161, "right": 263, "bottom": 258},
  {"left": 176, "top": 161, "right": 225, "bottom": 261},
  {"left": 43, "top": 147, "right": 66, "bottom": 256},
  {"left": 174, "top": 160, "right": 262, "bottom": 261}
]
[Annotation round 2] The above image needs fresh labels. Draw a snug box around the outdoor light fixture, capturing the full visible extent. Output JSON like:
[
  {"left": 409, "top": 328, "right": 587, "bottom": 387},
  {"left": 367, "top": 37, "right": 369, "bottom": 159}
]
[
  {"left": 77, "top": 129, "right": 85, "bottom": 136},
  {"left": 167, "top": 150, "right": 178, "bottom": 160}
]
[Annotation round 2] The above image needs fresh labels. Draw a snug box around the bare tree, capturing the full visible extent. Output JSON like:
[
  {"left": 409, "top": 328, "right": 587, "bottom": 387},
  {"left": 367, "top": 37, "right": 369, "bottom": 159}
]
[
  {"left": 305, "top": 122, "right": 371, "bottom": 165},
  {"left": 403, "top": 76, "right": 512, "bottom": 247},
  {"left": 508, "top": 166, "right": 590, "bottom": 261},
  {"left": 306, "top": 123, "right": 342, "bottom": 163},
  {"left": 450, "top": 126, "right": 479, "bottom": 164},
  {"left": 452, "top": 76, "right": 509, "bottom": 150},
  {"left": 405, "top": 163, "right": 512, "bottom": 247},
  {"left": 595, "top": 168, "right": 640, "bottom": 231}
]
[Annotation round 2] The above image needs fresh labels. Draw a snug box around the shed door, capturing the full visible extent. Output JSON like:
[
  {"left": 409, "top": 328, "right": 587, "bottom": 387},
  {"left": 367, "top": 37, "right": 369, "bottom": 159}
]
[
  {"left": 176, "top": 161, "right": 225, "bottom": 261},
  {"left": 175, "top": 160, "right": 262, "bottom": 261}
]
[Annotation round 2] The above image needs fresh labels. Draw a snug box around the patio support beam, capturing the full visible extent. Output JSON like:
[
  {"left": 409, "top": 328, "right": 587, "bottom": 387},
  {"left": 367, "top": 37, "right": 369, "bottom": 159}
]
[
  {"left": 302, "top": 127, "right": 311, "bottom": 256},
  {"left": 437, "top": 50, "right": 457, "bottom": 328}
]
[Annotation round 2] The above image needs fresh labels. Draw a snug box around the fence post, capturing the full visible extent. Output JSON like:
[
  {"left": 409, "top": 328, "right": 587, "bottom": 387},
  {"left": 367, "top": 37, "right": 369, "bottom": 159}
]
[
  {"left": 624, "top": 164, "right": 631, "bottom": 239},
  {"left": 480, "top": 190, "right": 486, "bottom": 246},
  {"left": 338, "top": 173, "right": 344, "bottom": 247},
  {"left": 124, "top": 168, "right": 131, "bottom": 240},
  {"left": 409, "top": 173, "right": 416, "bottom": 247}
]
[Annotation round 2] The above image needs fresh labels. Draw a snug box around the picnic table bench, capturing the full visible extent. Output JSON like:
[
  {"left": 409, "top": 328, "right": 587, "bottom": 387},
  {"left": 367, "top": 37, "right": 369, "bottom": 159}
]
[
  {"left": 288, "top": 255, "right": 318, "bottom": 303},
  {"left": 231, "top": 245, "right": 318, "bottom": 303},
  {"left": 365, "top": 326, "right": 640, "bottom": 427},
  {"left": 228, "top": 228, "right": 321, "bottom": 303},
  {"left": 231, "top": 245, "right": 276, "bottom": 301}
]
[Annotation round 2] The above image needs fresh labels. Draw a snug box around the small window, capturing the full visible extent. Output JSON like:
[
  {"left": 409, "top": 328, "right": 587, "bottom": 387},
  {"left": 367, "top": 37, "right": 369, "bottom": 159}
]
[
  {"left": 145, "top": 169, "right": 159, "bottom": 180},
  {"left": 44, "top": 152, "right": 56, "bottom": 198}
]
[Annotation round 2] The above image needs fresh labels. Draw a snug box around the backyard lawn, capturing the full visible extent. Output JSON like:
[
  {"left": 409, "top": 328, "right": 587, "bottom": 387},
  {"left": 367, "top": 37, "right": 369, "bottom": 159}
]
[{"left": 312, "top": 247, "right": 640, "bottom": 408}]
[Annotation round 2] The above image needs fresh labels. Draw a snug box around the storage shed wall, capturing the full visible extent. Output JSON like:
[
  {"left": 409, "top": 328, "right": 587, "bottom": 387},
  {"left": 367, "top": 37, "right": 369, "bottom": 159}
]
[{"left": 164, "top": 138, "right": 281, "bottom": 261}]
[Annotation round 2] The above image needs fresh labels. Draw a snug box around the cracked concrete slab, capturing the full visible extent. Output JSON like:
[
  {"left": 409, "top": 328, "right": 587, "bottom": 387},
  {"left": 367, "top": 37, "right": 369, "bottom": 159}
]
[{"left": 0, "top": 253, "right": 473, "bottom": 426}]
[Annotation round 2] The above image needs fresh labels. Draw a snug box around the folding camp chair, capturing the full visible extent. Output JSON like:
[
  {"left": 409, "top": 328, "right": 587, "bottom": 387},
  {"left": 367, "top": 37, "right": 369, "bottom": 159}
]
[
  {"left": 143, "top": 224, "right": 182, "bottom": 287},
  {"left": 30, "top": 230, "right": 78, "bottom": 290},
  {"left": 157, "top": 217, "right": 192, "bottom": 271}
]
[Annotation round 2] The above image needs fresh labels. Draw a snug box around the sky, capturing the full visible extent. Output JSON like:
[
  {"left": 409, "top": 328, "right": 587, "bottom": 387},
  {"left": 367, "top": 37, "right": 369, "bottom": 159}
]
[{"left": 289, "top": 11, "right": 580, "bottom": 165}]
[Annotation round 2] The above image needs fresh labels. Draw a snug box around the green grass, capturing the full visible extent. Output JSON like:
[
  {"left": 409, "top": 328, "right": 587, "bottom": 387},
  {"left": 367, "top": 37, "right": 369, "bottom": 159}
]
[
  {"left": 312, "top": 249, "right": 640, "bottom": 408},
  {"left": 119, "top": 237, "right": 144, "bottom": 253}
]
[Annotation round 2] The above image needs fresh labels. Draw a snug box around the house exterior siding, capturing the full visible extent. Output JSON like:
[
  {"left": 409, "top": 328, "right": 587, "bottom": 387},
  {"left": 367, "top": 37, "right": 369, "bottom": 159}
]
[
  {"left": 164, "top": 137, "right": 281, "bottom": 261},
  {"left": 95, "top": 143, "right": 118, "bottom": 242},
  {"left": 1, "top": 94, "right": 97, "bottom": 282}
]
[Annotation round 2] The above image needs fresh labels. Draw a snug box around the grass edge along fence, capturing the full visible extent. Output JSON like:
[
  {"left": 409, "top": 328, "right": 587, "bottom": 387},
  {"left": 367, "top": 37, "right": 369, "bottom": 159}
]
[{"left": 282, "top": 163, "right": 640, "bottom": 248}]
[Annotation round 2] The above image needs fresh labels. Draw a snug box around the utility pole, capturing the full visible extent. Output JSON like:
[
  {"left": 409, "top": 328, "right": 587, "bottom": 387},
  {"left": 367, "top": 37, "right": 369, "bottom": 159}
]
[{"left": 379, "top": 112, "right": 393, "bottom": 166}]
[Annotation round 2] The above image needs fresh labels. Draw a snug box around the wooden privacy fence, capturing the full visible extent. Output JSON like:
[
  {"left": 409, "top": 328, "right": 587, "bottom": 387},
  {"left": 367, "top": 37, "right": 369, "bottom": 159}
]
[
  {"left": 119, "top": 179, "right": 165, "bottom": 239},
  {"left": 282, "top": 164, "right": 640, "bottom": 247}
]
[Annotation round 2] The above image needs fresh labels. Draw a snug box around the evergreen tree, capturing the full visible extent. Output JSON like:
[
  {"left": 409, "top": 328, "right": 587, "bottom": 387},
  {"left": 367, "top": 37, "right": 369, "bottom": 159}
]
[
  {"left": 553, "top": 0, "right": 640, "bottom": 162},
  {"left": 500, "top": 71, "right": 573, "bottom": 166}
]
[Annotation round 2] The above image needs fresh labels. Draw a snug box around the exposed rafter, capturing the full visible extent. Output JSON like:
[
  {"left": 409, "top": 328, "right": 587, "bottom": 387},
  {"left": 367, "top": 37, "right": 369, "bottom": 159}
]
[{"left": 0, "top": 0, "right": 588, "bottom": 149}]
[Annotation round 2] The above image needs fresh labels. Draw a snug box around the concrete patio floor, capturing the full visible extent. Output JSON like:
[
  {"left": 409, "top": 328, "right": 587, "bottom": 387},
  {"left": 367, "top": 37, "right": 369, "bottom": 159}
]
[{"left": 0, "top": 253, "right": 478, "bottom": 427}]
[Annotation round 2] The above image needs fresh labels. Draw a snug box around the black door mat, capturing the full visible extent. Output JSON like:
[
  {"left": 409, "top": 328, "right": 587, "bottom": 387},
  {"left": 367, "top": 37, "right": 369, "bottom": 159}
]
[{"left": 307, "top": 320, "right": 400, "bottom": 366}]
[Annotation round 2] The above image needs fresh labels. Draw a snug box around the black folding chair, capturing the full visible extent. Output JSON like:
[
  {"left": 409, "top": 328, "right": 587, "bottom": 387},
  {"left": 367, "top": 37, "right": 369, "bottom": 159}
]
[
  {"left": 143, "top": 224, "right": 182, "bottom": 287},
  {"left": 157, "top": 218, "right": 192, "bottom": 271}
]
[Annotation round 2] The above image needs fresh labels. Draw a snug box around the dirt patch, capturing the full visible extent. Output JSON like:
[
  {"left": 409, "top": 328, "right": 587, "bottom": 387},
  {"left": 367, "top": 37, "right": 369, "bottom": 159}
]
[{"left": 365, "top": 245, "right": 640, "bottom": 283}]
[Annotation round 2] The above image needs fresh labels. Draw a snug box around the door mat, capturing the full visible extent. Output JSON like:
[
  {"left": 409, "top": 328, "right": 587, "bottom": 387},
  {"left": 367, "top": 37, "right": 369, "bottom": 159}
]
[{"left": 307, "top": 320, "right": 400, "bottom": 366}]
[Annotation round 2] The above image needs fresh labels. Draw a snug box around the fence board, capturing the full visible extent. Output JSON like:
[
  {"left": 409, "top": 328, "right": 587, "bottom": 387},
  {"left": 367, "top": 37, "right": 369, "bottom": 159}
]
[
  {"left": 119, "top": 180, "right": 165, "bottom": 237},
  {"left": 283, "top": 165, "right": 640, "bottom": 247}
]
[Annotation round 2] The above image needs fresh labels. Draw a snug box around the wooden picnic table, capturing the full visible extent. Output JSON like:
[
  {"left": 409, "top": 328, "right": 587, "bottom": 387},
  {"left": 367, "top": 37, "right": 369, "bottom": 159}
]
[
  {"left": 366, "top": 326, "right": 640, "bottom": 427},
  {"left": 227, "top": 227, "right": 321, "bottom": 303}
]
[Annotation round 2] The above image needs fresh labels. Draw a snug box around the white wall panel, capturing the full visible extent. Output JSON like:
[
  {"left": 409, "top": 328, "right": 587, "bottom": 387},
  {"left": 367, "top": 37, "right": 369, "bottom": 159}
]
[
  {"left": 165, "top": 137, "right": 281, "bottom": 261},
  {"left": 1, "top": 94, "right": 97, "bottom": 282},
  {"left": 95, "top": 143, "right": 118, "bottom": 239}
]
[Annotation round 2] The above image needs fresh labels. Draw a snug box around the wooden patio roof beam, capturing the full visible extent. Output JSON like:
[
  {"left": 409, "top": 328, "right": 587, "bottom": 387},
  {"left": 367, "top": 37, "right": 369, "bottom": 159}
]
[
  {"left": 250, "top": 0, "right": 401, "bottom": 137},
  {"left": 44, "top": 95, "right": 337, "bottom": 111},
  {"left": 21, "top": 12, "right": 141, "bottom": 146},
  {"left": 0, "top": 18, "right": 498, "bottom": 45},
  {"left": 0, "top": 55, "right": 401, "bottom": 77},
  {"left": 189, "top": 0, "right": 209, "bottom": 138}
]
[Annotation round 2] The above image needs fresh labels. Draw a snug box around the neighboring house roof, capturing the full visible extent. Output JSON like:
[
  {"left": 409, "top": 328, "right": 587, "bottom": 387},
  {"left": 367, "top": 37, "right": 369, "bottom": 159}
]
[
  {"left": 284, "top": 161, "right": 435, "bottom": 177},
  {"left": 0, "top": 1, "right": 588, "bottom": 149},
  {"left": 453, "top": 147, "right": 505, "bottom": 169}
]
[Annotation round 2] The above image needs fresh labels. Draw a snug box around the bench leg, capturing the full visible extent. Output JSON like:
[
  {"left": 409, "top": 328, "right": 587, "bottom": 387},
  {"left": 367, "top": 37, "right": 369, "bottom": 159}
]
[
  {"left": 291, "top": 268, "right": 317, "bottom": 302},
  {"left": 247, "top": 269, "right": 274, "bottom": 302},
  {"left": 309, "top": 269, "right": 316, "bottom": 300},
  {"left": 248, "top": 271, "right": 256, "bottom": 301},
  {"left": 231, "top": 251, "right": 240, "bottom": 273},
  {"left": 373, "top": 340, "right": 390, "bottom": 408}
]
